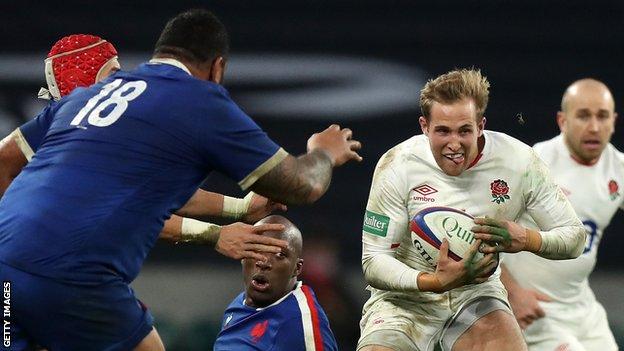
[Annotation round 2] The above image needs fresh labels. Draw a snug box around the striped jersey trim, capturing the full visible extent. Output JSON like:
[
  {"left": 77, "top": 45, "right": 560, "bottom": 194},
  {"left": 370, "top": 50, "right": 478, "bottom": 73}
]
[
  {"left": 238, "top": 148, "right": 288, "bottom": 190},
  {"left": 11, "top": 128, "right": 34, "bottom": 161},
  {"left": 293, "top": 285, "right": 324, "bottom": 351}
]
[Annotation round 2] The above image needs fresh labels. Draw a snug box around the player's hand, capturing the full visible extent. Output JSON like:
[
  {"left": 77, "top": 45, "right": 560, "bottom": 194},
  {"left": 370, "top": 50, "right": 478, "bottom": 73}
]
[
  {"left": 307, "top": 124, "right": 363, "bottom": 167},
  {"left": 508, "top": 286, "right": 552, "bottom": 329},
  {"left": 472, "top": 217, "right": 530, "bottom": 253},
  {"left": 215, "top": 222, "right": 288, "bottom": 261},
  {"left": 242, "top": 193, "right": 287, "bottom": 224},
  {"left": 423, "top": 239, "right": 497, "bottom": 293}
]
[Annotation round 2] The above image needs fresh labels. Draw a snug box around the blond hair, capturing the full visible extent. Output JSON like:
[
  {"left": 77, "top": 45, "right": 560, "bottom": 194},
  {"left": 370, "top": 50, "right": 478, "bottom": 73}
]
[{"left": 420, "top": 68, "right": 490, "bottom": 121}]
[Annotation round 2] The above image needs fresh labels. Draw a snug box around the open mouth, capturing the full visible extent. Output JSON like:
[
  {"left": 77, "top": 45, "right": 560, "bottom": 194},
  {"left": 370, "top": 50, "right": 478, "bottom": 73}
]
[
  {"left": 443, "top": 153, "right": 465, "bottom": 165},
  {"left": 582, "top": 140, "right": 601, "bottom": 150},
  {"left": 251, "top": 274, "right": 270, "bottom": 292}
]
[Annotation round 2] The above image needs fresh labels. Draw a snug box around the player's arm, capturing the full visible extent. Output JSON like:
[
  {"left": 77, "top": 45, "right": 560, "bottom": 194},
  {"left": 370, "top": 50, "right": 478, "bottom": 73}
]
[
  {"left": 473, "top": 151, "right": 585, "bottom": 259},
  {"left": 194, "top": 88, "right": 361, "bottom": 206},
  {"left": 250, "top": 125, "right": 362, "bottom": 205},
  {"left": 175, "top": 189, "right": 286, "bottom": 223},
  {"left": 361, "top": 156, "right": 495, "bottom": 293},
  {"left": 159, "top": 214, "right": 287, "bottom": 261},
  {"left": 0, "top": 104, "right": 56, "bottom": 196},
  {"left": 499, "top": 263, "right": 551, "bottom": 329},
  {"left": 0, "top": 130, "right": 29, "bottom": 196}
]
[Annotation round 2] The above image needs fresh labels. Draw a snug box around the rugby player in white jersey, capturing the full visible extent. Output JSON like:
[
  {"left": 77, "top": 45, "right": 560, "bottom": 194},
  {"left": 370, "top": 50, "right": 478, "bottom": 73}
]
[
  {"left": 502, "top": 79, "right": 620, "bottom": 351},
  {"left": 358, "top": 69, "right": 586, "bottom": 351}
]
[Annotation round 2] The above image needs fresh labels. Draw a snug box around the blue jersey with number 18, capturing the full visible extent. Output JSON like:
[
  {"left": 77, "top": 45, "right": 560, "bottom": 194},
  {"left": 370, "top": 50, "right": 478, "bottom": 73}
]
[{"left": 0, "top": 61, "right": 287, "bottom": 284}]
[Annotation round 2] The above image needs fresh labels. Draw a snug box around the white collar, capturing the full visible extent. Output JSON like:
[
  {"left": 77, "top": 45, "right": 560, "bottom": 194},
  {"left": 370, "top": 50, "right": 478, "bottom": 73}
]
[
  {"left": 148, "top": 58, "right": 191, "bottom": 75},
  {"left": 243, "top": 281, "right": 303, "bottom": 311}
]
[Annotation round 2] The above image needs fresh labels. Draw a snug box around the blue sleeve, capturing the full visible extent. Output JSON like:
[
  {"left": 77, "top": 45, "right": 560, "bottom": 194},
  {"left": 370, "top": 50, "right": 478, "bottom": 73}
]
[
  {"left": 19, "top": 102, "right": 56, "bottom": 153},
  {"left": 190, "top": 86, "right": 285, "bottom": 188}
]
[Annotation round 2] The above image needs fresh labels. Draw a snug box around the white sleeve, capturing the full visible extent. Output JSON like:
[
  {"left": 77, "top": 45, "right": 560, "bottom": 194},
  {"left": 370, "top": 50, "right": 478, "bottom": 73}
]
[
  {"left": 361, "top": 156, "right": 422, "bottom": 291},
  {"left": 524, "top": 150, "right": 586, "bottom": 259}
]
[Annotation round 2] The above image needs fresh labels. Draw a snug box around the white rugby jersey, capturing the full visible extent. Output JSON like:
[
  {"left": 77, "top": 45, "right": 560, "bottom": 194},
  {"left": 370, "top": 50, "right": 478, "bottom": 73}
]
[
  {"left": 361, "top": 130, "right": 585, "bottom": 300},
  {"left": 504, "top": 134, "right": 624, "bottom": 306}
]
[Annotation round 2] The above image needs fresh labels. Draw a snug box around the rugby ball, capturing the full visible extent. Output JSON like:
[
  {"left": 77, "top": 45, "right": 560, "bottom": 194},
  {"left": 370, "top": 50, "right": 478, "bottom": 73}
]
[{"left": 410, "top": 206, "right": 484, "bottom": 267}]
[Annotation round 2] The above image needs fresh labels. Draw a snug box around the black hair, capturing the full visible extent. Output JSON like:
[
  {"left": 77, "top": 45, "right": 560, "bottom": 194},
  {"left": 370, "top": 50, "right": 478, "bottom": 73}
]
[{"left": 154, "top": 9, "right": 229, "bottom": 64}]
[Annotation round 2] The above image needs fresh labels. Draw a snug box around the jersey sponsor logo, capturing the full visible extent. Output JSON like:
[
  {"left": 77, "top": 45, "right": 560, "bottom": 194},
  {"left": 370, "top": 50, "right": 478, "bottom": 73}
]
[
  {"left": 363, "top": 210, "right": 390, "bottom": 237},
  {"left": 412, "top": 184, "right": 437, "bottom": 202},
  {"left": 490, "top": 179, "right": 510, "bottom": 204},
  {"left": 608, "top": 179, "right": 619, "bottom": 200},
  {"left": 250, "top": 320, "right": 269, "bottom": 342}
]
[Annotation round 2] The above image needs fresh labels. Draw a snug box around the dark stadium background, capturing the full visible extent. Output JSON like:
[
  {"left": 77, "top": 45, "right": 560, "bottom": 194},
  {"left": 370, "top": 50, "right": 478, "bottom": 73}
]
[{"left": 1, "top": 1, "right": 623, "bottom": 349}]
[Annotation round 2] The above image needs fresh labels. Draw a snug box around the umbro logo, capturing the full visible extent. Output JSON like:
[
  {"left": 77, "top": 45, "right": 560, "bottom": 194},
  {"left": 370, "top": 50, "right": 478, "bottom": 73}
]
[{"left": 412, "top": 184, "right": 437, "bottom": 202}]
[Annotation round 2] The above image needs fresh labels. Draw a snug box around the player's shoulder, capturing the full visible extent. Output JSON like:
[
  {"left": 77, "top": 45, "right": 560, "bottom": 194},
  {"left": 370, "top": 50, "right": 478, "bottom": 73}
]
[
  {"left": 376, "top": 134, "right": 427, "bottom": 169},
  {"left": 532, "top": 134, "right": 560, "bottom": 152},
  {"left": 224, "top": 291, "right": 247, "bottom": 311},
  {"left": 485, "top": 130, "right": 532, "bottom": 152},
  {"left": 530, "top": 134, "right": 563, "bottom": 163},
  {"left": 603, "top": 143, "right": 624, "bottom": 169},
  {"left": 484, "top": 130, "right": 539, "bottom": 170}
]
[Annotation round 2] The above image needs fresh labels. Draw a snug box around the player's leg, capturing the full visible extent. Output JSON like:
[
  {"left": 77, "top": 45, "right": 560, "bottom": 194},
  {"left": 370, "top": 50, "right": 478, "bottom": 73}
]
[
  {"left": 358, "top": 330, "right": 421, "bottom": 351},
  {"left": 357, "top": 296, "right": 449, "bottom": 351},
  {"left": 452, "top": 309, "right": 525, "bottom": 350},
  {"left": 439, "top": 297, "right": 526, "bottom": 351},
  {"left": 0, "top": 262, "right": 156, "bottom": 350},
  {"left": 134, "top": 327, "right": 165, "bottom": 351}
]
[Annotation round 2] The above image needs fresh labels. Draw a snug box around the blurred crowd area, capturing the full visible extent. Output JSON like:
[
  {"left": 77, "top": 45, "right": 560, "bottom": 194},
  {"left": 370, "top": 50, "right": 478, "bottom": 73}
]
[{"left": 2, "top": 0, "right": 624, "bottom": 349}]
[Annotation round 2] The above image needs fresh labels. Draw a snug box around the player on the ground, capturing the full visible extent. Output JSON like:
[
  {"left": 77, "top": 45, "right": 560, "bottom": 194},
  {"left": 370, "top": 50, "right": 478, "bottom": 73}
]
[
  {"left": 213, "top": 215, "right": 338, "bottom": 350},
  {"left": 0, "top": 33, "right": 289, "bottom": 262},
  {"left": 501, "top": 79, "right": 620, "bottom": 351},
  {"left": 0, "top": 9, "right": 361, "bottom": 351},
  {"left": 358, "top": 69, "right": 586, "bottom": 351}
]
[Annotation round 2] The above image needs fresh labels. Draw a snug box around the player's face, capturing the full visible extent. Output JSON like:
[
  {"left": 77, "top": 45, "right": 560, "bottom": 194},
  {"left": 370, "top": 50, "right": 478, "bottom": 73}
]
[
  {"left": 242, "top": 232, "right": 302, "bottom": 308},
  {"left": 419, "top": 98, "right": 485, "bottom": 176},
  {"left": 558, "top": 89, "right": 616, "bottom": 164}
]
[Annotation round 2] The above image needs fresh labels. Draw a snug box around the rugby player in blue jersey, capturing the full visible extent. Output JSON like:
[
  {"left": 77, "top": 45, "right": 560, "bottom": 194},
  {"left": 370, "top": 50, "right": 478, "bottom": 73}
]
[
  {"left": 0, "top": 34, "right": 290, "bottom": 262},
  {"left": 0, "top": 9, "right": 361, "bottom": 351},
  {"left": 214, "top": 215, "right": 338, "bottom": 351}
]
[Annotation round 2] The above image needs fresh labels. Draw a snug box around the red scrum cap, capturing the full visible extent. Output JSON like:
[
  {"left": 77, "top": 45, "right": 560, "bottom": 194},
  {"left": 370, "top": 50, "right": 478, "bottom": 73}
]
[{"left": 39, "top": 34, "right": 119, "bottom": 100}]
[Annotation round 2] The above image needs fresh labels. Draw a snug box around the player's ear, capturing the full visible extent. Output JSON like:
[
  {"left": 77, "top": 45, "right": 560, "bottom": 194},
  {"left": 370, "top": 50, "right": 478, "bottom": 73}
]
[
  {"left": 556, "top": 111, "right": 566, "bottom": 133},
  {"left": 477, "top": 116, "right": 486, "bottom": 137},
  {"left": 293, "top": 259, "right": 303, "bottom": 277},
  {"left": 209, "top": 56, "right": 226, "bottom": 84},
  {"left": 419, "top": 116, "right": 429, "bottom": 135}
]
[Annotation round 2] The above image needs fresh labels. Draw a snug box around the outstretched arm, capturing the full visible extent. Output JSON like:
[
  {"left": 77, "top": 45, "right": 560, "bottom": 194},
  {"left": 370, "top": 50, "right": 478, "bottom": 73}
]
[
  {"left": 176, "top": 189, "right": 286, "bottom": 223},
  {"left": 0, "top": 130, "right": 30, "bottom": 196},
  {"left": 160, "top": 214, "right": 288, "bottom": 261},
  {"left": 251, "top": 125, "right": 362, "bottom": 205}
]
